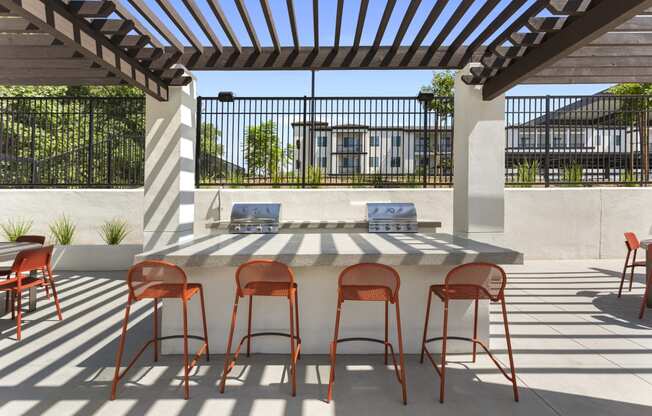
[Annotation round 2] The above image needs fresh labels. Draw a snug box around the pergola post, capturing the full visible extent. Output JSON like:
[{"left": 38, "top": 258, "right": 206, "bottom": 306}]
[
  {"left": 453, "top": 64, "right": 505, "bottom": 240},
  {"left": 143, "top": 72, "right": 197, "bottom": 251}
]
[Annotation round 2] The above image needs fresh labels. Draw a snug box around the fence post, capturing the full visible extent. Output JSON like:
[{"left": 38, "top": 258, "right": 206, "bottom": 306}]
[
  {"left": 87, "top": 99, "right": 94, "bottom": 186},
  {"left": 30, "top": 115, "right": 36, "bottom": 186},
  {"left": 301, "top": 96, "right": 307, "bottom": 188},
  {"left": 195, "top": 96, "right": 202, "bottom": 188},
  {"left": 422, "top": 99, "right": 429, "bottom": 188},
  {"left": 544, "top": 95, "right": 550, "bottom": 187}
]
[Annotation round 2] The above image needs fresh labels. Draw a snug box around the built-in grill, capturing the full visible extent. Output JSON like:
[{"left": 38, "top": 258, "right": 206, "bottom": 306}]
[
  {"left": 229, "top": 203, "right": 281, "bottom": 234},
  {"left": 367, "top": 202, "right": 418, "bottom": 233}
]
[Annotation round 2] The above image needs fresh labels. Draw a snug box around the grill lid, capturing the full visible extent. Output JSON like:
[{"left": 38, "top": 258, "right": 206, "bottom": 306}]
[
  {"left": 367, "top": 202, "right": 418, "bottom": 233},
  {"left": 230, "top": 203, "right": 281, "bottom": 233}
]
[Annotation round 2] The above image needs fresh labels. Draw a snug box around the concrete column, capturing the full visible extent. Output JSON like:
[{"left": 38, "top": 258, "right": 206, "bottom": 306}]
[
  {"left": 453, "top": 64, "right": 505, "bottom": 240},
  {"left": 143, "top": 74, "right": 197, "bottom": 251}
]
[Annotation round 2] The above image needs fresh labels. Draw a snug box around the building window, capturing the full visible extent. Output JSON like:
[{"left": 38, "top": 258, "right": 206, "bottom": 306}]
[
  {"left": 420, "top": 157, "right": 429, "bottom": 166},
  {"left": 519, "top": 136, "right": 535, "bottom": 148},
  {"left": 416, "top": 137, "right": 427, "bottom": 152},
  {"left": 320, "top": 157, "right": 328, "bottom": 168},
  {"left": 614, "top": 134, "right": 622, "bottom": 147},
  {"left": 370, "top": 136, "right": 380, "bottom": 147},
  {"left": 369, "top": 156, "right": 379, "bottom": 168},
  {"left": 392, "top": 136, "right": 401, "bottom": 147},
  {"left": 391, "top": 157, "right": 401, "bottom": 168},
  {"left": 552, "top": 137, "right": 563, "bottom": 148},
  {"left": 295, "top": 160, "right": 301, "bottom": 169},
  {"left": 317, "top": 136, "right": 328, "bottom": 147}
]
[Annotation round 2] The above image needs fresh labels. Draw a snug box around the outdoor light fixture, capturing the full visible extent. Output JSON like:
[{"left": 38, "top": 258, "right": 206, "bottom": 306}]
[
  {"left": 417, "top": 87, "right": 435, "bottom": 103},
  {"left": 217, "top": 91, "right": 235, "bottom": 102}
]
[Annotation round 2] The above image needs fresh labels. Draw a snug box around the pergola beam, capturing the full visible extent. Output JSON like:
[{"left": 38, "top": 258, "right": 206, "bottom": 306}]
[
  {"left": 422, "top": 0, "right": 473, "bottom": 65},
  {"left": 352, "top": 0, "right": 369, "bottom": 51},
  {"left": 286, "top": 0, "right": 299, "bottom": 51},
  {"left": 259, "top": 0, "right": 280, "bottom": 52},
  {"left": 67, "top": 0, "right": 114, "bottom": 18},
  {"left": 153, "top": 0, "right": 203, "bottom": 53},
  {"left": 182, "top": 0, "right": 223, "bottom": 52},
  {"left": 126, "top": 0, "right": 184, "bottom": 52},
  {"left": 482, "top": 0, "right": 652, "bottom": 100},
  {"left": 206, "top": 0, "right": 241, "bottom": 53},
  {"left": 234, "top": 0, "right": 261, "bottom": 53},
  {"left": 334, "top": 0, "right": 343, "bottom": 48},
  {"left": 401, "top": 0, "right": 447, "bottom": 65},
  {"left": 0, "top": 0, "right": 169, "bottom": 100},
  {"left": 385, "top": 0, "right": 421, "bottom": 65}
]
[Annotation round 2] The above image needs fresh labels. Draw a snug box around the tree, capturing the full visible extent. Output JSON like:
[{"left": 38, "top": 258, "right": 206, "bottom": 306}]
[
  {"left": 607, "top": 83, "right": 652, "bottom": 180},
  {"left": 424, "top": 70, "right": 455, "bottom": 115},
  {"left": 244, "top": 121, "right": 288, "bottom": 178}
]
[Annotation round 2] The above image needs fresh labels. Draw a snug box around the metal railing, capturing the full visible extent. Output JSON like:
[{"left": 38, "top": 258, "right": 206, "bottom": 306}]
[
  {"left": 506, "top": 95, "right": 651, "bottom": 187},
  {"left": 197, "top": 95, "right": 454, "bottom": 187},
  {"left": 0, "top": 96, "right": 144, "bottom": 187}
]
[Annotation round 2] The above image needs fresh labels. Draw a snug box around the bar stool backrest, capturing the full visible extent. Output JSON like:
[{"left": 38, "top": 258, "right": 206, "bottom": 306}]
[
  {"left": 444, "top": 262, "right": 506, "bottom": 301},
  {"left": 236, "top": 260, "right": 294, "bottom": 291},
  {"left": 16, "top": 235, "right": 46, "bottom": 245},
  {"left": 11, "top": 245, "right": 52, "bottom": 276},
  {"left": 338, "top": 263, "right": 400, "bottom": 301},
  {"left": 127, "top": 260, "right": 187, "bottom": 300},
  {"left": 624, "top": 232, "right": 640, "bottom": 251}
]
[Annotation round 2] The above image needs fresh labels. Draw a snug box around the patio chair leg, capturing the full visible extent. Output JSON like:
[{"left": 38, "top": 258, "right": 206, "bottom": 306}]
[
  {"left": 472, "top": 297, "right": 479, "bottom": 363},
  {"left": 246, "top": 295, "right": 252, "bottom": 357},
  {"left": 288, "top": 290, "right": 297, "bottom": 397},
  {"left": 619, "top": 251, "right": 630, "bottom": 297},
  {"left": 501, "top": 296, "right": 519, "bottom": 402},
  {"left": 47, "top": 265, "right": 62, "bottom": 320},
  {"left": 384, "top": 300, "right": 389, "bottom": 365},
  {"left": 199, "top": 286, "right": 210, "bottom": 361},
  {"left": 182, "top": 298, "right": 190, "bottom": 400},
  {"left": 153, "top": 299, "right": 159, "bottom": 362},
  {"left": 395, "top": 297, "right": 407, "bottom": 405},
  {"left": 42, "top": 268, "right": 50, "bottom": 299},
  {"left": 111, "top": 296, "right": 132, "bottom": 400},
  {"left": 220, "top": 293, "right": 240, "bottom": 394},
  {"left": 16, "top": 289, "right": 22, "bottom": 341},
  {"left": 440, "top": 298, "right": 449, "bottom": 404},
  {"left": 295, "top": 288, "right": 301, "bottom": 360},
  {"left": 10, "top": 291, "right": 15, "bottom": 320},
  {"left": 420, "top": 288, "right": 433, "bottom": 364},
  {"left": 327, "top": 296, "right": 342, "bottom": 403}
]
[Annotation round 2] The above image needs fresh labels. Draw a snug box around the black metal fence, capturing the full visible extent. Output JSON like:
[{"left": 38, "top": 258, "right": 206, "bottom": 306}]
[
  {"left": 0, "top": 96, "right": 144, "bottom": 187},
  {"left": 197, "top": 96, "right": 454, "bottom": 187},
  {"left": 506, "top": 95, "right": 651, "bottom": 186}
]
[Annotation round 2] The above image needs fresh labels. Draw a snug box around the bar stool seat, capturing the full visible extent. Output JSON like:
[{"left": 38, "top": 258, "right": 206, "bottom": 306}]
[
  {"left": 327, "top": 263, "right": 407, "bottom": 405},
  {"left": 111, "top": 260, "right": 210, "bottom": 400},
  {"left": 220, "top": 260, "right": 301, "bottom": 396},
  {"left": 420, "top": 262, "right": 518, "bottom": 403}
]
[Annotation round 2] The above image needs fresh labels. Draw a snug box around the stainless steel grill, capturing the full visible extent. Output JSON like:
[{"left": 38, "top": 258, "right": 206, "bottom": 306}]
[
  {"left": 229, "top": 203, "right": 281, "bottom": 234},
  {"left": 367, "top": 203, "right": 418, "bottom": 233}
]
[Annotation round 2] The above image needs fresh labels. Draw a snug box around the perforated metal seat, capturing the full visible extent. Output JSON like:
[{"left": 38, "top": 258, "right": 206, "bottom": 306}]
[{"left": 420, "top": 262, "right": 518, "bottom": 403}]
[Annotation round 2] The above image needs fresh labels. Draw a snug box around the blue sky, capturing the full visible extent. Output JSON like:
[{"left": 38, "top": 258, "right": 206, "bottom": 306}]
[{"left": 126, "top": 0, "right": 612, "bottom": 97}]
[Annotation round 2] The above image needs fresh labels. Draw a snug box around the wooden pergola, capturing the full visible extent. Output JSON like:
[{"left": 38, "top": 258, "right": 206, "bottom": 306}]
[{"left": 1, "top": 0, "right": 652, "bottom": 101}]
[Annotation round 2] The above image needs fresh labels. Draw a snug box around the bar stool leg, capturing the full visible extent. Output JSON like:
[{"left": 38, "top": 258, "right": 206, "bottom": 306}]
[
  {"left": 630, "top": 250, "right": 638, "bottom": 292},
  {"left": 46, "top": 265, "right": 62, "bottom": 320},
  {"left": 619, "top": 250, "right": 631, "bottom": 297},
  {"left": 16, "top": 289, "right": 22, "bottom": 341},
  {"left": 153, "top": 298, "right": 159, "bottom": 362},
  {"left": 384, "top": 300, "right": 389, "bottom": 365},
  {"left": 42, "top": 268, "right": 50, "bottom": 299},
  {"left": 472, "top": 297, "right": 479, "bottom": 363},
  {"left": 440, "top": 298, "right": 449, "bottom": 403},
  {"left": 288, "top": 290, "right": 297, "bottom": 397},
  {"left": 294, "top": 288, "right": 301, "bottom": 360},
  {"left": 327, "top": 296, "right": 342, "bottom": 403},
  {"left": 501, "top": 296, "right": 519, "bottom": 402},
  {"left": 640, "top": 277, "right": 649, "bottom": 319},
  {"left": 182, "top": 298, "right": 190, "bottom": 400},
  {"left": 420, "top": 288, "right": 433, "bottom": 364},
  {"left": 394, "top": 297, "right": 407, "bottom": 405},
  {"left": 220, "top": 293, "right": 240, "bottom": 393},
  {"left": 247, "top": 295, "right": 253, "bottom": 357},
  {"left": 111, "top": 296, "right": 132, "bottom": 400},
  {"left": 199, "top": 286, "right": 210, "bottom": 361}
]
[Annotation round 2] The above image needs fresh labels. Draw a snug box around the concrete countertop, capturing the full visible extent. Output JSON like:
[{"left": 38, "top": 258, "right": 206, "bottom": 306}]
[{"left": 136, "top": 233, "right": 523, "bottom": 268}]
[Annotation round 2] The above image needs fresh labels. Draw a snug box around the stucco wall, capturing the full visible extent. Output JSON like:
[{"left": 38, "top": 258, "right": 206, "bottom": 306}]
[{"left": 1, "top": 187, "right": 650, "bottom": 260}]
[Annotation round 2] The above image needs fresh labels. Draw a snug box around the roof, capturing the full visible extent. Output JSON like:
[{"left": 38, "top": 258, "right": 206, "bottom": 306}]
[{"left": 1, "top": 0, "right": 652, "bottom": 100}]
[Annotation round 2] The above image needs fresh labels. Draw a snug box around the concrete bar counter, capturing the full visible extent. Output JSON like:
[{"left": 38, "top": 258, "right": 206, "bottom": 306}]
[{"left": 136, "top": 232, "right": 523, "bottom": 354}]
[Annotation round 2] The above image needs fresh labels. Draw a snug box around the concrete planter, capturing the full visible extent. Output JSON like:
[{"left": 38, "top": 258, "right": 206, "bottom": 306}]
[{"left": 52, "top": 244, "right": 142, "bottom": 271}]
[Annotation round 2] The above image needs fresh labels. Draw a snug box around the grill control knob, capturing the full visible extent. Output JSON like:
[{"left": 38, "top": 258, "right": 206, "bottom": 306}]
[
  {"left": 256, "top": 225, "right": 263, "bottom": 232},
  {"left": 234, "top": 225, "right": 241, "bottom": 232}
]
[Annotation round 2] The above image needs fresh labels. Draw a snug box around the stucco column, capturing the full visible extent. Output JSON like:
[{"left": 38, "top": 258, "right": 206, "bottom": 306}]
[
  {"left": 143, "top": 74, "right": 197, "bottom": 251},
  {"left": 453, "top": 64, "right": 505, "bottom": 240}
]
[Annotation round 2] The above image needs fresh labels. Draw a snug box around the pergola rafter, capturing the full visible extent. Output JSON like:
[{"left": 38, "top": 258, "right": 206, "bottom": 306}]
[{"left": 1, "top": 0, "right": 652, "bottom": 100}]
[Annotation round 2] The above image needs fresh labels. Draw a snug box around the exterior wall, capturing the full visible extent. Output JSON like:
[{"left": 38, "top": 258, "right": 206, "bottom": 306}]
[
  {"left": 0, "top": 189, "right": 143, "bottom": 244},
  {"left": 1, "top": 187, "right": 651, "bottom": 260}
]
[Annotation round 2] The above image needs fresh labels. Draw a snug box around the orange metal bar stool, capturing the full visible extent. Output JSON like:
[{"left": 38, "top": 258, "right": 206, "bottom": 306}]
[
  {"left": 111, "top": 260, "right": 210, "bottom": 400},
  {"left": 219, "top": 259, "right": 301, "bottom": 396},
  {"left": 327, "top": 263, "right": 407, "bottom": 405},
  {"left": 0, "top": 245, "right": 62, "bottom": 340},
  {"left": 620, "top": 232, "right": 645, "bottom": 298},
  {"left": 420, "top": 262, "right": 518, "bottom": 403}
]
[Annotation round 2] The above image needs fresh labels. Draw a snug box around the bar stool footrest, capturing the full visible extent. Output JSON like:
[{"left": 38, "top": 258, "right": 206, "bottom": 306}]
[{"left": 332, "top": 337, "right": 404, "bottom": 384}]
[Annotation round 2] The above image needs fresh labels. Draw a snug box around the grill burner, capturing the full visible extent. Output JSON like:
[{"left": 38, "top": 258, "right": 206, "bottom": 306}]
[
  {"left": 367, "top": 203, "right": 418, "bottom": 233},
  {"left": 229, "top": 203, "right": 281, "bottom": 234}
]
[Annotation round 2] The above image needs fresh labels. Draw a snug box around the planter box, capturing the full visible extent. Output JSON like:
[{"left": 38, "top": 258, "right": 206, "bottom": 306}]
[{"left": 52, "top": 244, "right": 142, "bottom": 271}]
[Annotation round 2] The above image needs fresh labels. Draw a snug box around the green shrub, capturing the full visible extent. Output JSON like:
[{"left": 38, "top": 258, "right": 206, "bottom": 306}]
[
  {"left": 561, "top": 161, "right": 584, "bottom": 186},
  {"left": 305, "top": 166, "right": 323, "bottom": 187},
  {"left": 49, "top": 215, "right": 76, "bottom": 245},
  {"left": 515, "top": 160, "right": 539, "bottom": 187},
  {"left": 0, "top": 218, "right": 33, "bottom": 242},
  {"left": 620, "top": 170, "right": 638, "bottom": 187},
  {"left": 99, "top": 218, "right": 130, "bottom": 245}
]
